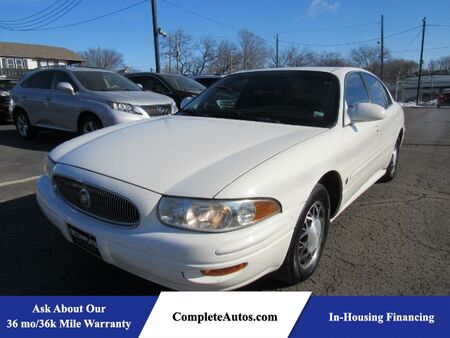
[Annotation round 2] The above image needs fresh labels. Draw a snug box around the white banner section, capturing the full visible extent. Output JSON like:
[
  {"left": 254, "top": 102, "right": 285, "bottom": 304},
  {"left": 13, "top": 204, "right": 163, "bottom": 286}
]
[{"left": 139, "top": 291, "right": 311, "bottom": 338}]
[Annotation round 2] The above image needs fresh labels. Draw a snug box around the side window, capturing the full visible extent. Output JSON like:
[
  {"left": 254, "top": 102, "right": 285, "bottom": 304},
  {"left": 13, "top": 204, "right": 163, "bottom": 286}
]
[
  {"left": 130, "top": 76, "right": 154, "bottom": 91},
  {"left": 345, "top": 73, "right": 369, "bottom": 108},
  {"left": 361, "top": 73, "right": 390, "bottom": 108},
  {"left": 152, "top": 77, "right": 170, "bottom": 94},
  {"left": 52, "top": 71, "right": 78, "bottom": 91},
  {"left": 29, "top": 71, "right": 53, "bottom": 89}
]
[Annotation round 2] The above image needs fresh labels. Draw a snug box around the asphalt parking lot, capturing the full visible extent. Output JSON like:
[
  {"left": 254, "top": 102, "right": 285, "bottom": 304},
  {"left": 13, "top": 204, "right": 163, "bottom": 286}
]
[{"left": 0, "top": 107, "right": 449, "bottom": 295}]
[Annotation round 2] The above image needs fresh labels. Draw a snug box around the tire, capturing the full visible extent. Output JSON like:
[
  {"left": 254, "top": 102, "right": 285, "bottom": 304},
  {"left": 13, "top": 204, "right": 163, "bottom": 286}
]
[
  {"left": 276, "top": 183, "right": 330, "bottom": 285},
  {"left": 378, "top": 141, "right": 400, "bottom": 183},
  {"left": 79, "top": 114, "right": 103, "bottom": 135},
  {"left": 15, "top": 110, "right": 37, "bottom": 140}
]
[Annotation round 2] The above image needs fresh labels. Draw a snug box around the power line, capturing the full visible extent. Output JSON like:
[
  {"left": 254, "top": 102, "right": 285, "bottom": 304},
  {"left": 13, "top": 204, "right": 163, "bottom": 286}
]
[
  {"left": 5, "top": 0, "right": 148, "bottom": 31},
  {"left": 161, "top": 0, "right": 240, "bottom": 32},
  {"left": 278, "top": 21, "right": 379, "bottom": 35},
  {"left": 278, "top": 25, "right": 421, "bottom": 47},
  {"left": 0, "top": 0, "right": 82, "bottom": 31},
  {"left": 0, "top": 0, "right": 64, "bottom": 23},
  {"left": 397, "top": 28, "right": 422, "bottom": 58}
]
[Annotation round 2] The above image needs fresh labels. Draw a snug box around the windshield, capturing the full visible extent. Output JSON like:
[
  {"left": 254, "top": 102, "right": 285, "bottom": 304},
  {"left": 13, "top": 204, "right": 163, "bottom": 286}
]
[
  {"left": 179, "top": 71, "right": 340, "bottom": 128},
  {"left": 161, "top": 75, "right": 205, "bottom": 92},
  {"left": 73, "top": 71, "right": 141, "bottom": 92}
]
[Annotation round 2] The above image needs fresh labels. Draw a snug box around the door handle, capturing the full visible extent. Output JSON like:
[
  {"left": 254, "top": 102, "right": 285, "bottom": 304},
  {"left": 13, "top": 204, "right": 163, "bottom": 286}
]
[
  {"left": 22, "top": 95, "right": 27, "bottom": 99},
  {"left": 46, "top": 97, "right": 52, "bottom": 101}
]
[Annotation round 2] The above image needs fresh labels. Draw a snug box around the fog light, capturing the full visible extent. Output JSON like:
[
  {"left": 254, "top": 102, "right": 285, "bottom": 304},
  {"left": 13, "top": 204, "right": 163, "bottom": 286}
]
[{"left": 201, "top": 263, "right": 248, "bottom": 277}]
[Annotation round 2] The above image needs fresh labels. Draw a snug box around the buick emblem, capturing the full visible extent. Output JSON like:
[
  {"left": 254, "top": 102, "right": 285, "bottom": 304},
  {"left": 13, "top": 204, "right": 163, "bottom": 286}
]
[
  {"left": 79, "top": 187, "right": 91, "bottom": 209},
  {"left": 156, "top": 106, "right": 165, "bottom": 115}
]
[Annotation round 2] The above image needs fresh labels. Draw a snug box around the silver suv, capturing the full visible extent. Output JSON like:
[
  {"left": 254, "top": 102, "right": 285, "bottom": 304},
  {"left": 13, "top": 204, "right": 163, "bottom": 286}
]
[{"left": 10, "top": 67, "right": 177, "bottom": 139}]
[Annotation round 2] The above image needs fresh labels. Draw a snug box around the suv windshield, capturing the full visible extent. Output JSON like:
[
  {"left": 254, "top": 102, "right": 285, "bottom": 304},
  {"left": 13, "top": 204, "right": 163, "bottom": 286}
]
[
  {"left": 73, "top": 71, "right": 141, "bottom": 92},
  {"left": 179, "top": 71, "right": 340, "bottom": 128},
  {"left": 160, "top": 75, "right": 205, "bottom": 92}
]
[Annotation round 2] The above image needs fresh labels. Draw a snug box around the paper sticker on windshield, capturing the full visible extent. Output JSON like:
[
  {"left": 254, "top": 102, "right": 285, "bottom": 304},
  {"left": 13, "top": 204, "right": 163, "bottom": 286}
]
[{"left": 313, "top": 111, "right": 325, "bottom": 118}]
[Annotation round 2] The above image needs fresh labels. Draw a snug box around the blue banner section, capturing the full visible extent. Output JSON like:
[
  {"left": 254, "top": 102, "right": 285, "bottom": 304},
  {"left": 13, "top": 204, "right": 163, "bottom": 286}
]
[
  {"left": 292, "top": 296, "right": 450, "bottom": 338},
  {"left": 0, "top": 296, "right": 157, "bottom": 338}
]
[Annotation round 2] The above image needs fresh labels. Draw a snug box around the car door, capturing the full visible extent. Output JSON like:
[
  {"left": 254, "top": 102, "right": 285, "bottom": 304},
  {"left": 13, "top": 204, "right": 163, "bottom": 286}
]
[
  {"left": 47, "top": 70, "right": 80, "bottom": 131},
  {"left": 361, "top": 72, "right": 399, "bottom": 170},
  {"left": 340, "top": 72, "right": 382, "bottom": 205},
  {"left": 20, "top": 71, "right": 53, "bottom": 127}
]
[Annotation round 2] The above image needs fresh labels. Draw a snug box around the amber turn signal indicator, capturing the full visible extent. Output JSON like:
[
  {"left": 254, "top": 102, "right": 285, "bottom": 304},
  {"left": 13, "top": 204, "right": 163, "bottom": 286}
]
[{"left": 201, "top": 263, "right": 248, "bottom": 276}]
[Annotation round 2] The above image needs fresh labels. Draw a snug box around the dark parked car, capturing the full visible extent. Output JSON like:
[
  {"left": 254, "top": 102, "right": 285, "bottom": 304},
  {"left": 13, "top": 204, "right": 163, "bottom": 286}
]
[
  {"left": 126, "top": 73, "right": 205, "bottom": 108},
  {"left": 0, "top": 80, "right": 17, "bottom": 121},
  {"left": 192, "top": 75, "right": 224, "bottom": 87},
  {"left": 436, "top": 90, "right": 450, "bottom": 108}
]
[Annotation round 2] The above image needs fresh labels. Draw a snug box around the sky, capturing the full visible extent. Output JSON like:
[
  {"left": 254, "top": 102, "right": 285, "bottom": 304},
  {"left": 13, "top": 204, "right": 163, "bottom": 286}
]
[{"left": 0, "top": 0, "right": 449, "bottom": 71}]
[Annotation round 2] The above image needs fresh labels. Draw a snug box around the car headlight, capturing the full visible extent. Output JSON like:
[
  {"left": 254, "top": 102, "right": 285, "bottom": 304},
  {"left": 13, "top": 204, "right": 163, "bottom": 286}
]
[
  {"left": 107, "top": 101, "right": 142, "bottom": 115},
  {"left": 158, "top": 197, "right": 281, "bottom": 232},
  {"left": 43, "top": 156, "right": 56, "bottom": 176},
  {"left": 171, "top": 101, "right": 178, "bottom": 114}
]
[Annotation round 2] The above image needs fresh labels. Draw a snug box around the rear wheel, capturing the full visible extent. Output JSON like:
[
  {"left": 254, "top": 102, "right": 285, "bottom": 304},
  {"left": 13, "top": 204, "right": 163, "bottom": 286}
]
[
  {"left": 277, "top": 184, "right": 330, "bottom": 284},
  {"left": 379, "top": 142, "right": 399, "bottom": 183},
  {"left": 79, "top": 115, "right": 103, "bottom": 135},
  {"left": 15, "top": 110, "right": 37, "bottom": 140}
]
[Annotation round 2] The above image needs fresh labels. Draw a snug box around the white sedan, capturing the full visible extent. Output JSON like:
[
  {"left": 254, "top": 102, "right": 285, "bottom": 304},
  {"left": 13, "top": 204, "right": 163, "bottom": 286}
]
[{"left": 37, "top": 67, "right": 404, "bottom": 290}]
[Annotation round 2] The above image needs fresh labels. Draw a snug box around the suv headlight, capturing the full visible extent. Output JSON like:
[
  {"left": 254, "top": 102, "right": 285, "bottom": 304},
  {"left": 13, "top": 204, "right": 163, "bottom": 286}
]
[
  {"left": 158, "top": 197, "right": 281, "bottom": 232},
  {"left": 43, "top": 156, "right": 56, "bottom": 176},
  {"left": 107, "top": 101, "right": 142, "bottom": 115}
]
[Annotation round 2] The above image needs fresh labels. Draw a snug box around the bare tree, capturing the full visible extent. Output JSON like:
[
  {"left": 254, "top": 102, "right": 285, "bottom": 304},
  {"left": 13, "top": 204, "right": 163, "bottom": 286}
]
[
  {"left": 270, "top": 46, "right": 315, "bottom": 67},
  {"left": 209, "top": 40, "right": 238, "bottom": 74},
  {"left": 383, "top": 59, "right": 418, "bottom": 83},
  {"left": 191, "top": 37, "right": 217, "bottom": 75},
  {"left": 161, "top": 29, "right": 194, "bottom": 74},
  {"left": 238, "top": 29, "right": 268, "bottom": 70},
  {"left": 435, "top": 56, "right": 450, "bottom": 73},
  {"left": 313, "top": 51, "right": 348, "bottom": 66},
  {"left": 80, "top": 47, "right": 123, "bottom": 70}
]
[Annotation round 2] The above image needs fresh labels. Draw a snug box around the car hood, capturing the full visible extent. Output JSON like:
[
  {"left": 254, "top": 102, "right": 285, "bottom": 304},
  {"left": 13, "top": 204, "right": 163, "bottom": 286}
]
[
  {"left": 89, "top": 90, "right": 174, "bottom": 106},
  {"left": 55, "top": 116, "right": 325, "bottom": 198}
]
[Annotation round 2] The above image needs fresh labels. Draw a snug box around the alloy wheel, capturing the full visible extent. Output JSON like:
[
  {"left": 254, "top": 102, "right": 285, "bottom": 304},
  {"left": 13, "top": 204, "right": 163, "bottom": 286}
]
[{"left": 298, "top": 200, "right": 325, "bottom": 269}]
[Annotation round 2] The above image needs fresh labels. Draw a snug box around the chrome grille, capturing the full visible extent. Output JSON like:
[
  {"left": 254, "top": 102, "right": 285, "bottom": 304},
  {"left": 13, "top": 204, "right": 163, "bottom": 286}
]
[
  {"left": 52, "top": 175, "right": 140, "bottom": 226},
  {"left": 140, "top": 104, "right": 171, "bottom": 117}
]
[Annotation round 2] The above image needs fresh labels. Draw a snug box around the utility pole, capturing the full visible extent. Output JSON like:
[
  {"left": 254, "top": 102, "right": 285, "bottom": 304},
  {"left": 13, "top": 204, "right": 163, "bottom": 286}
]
[
  {"left": 168, "top": 35, "right": 172, "bottom": 73},
  {"left": 380, "top": 15, "right": 384, "bottom": 80},
  {"left": 150, "top": 0, "right": 161, "bottom": 73},
  {"left": 416, "top": 17, "right": 426, "bottom": 105},
  {"left": 275, "top": 34, "right": 279, "bottom": 68}
]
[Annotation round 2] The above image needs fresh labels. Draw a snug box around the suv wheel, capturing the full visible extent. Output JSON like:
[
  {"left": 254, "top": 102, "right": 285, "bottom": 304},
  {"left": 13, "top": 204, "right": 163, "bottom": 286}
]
[
  {"left": 277, "top": 183, "right": 330, "bottom": 285},
  {"left": 15, "top": 110, "right": 37, "bottom": 140},
  {"left": 80, "top": 115, "right": 103, "bottom": 135}
]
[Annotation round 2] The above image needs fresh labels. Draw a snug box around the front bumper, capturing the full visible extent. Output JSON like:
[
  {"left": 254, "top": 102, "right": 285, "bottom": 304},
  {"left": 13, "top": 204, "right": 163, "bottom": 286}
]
[{"left": 36, "top": 165, "right": 299, "bottom": 290}]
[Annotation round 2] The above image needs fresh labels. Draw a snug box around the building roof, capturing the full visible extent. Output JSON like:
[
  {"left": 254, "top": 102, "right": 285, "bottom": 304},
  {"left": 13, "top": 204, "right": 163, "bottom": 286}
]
[{"left": 0, "top": 42, "right": 84, "bottom": 62}]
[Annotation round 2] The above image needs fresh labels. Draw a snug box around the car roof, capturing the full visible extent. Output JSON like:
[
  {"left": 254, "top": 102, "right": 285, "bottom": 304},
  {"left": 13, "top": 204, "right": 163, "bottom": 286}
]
[
  {"left": 127, "top": 72, "right": 187, "bottom": 79},
  {"left": 233, "top": 66, "right": 366, "bottom": 78}
]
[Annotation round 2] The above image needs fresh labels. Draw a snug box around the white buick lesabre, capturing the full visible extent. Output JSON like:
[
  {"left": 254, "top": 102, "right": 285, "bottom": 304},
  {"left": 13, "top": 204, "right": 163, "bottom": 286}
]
[{"left": 37, "top": 67, "right": 404, "bottom": 290}]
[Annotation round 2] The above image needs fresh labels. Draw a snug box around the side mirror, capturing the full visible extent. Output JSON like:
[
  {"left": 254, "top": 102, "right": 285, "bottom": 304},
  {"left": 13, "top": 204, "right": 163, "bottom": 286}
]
[
  {"left": 180, "top": 96, "right": 193, "bottom": 110},
  {"left": 349, "top": 102, "right": 386, "bottom": 122},
  {"left": 56, "top": 82, "right": 74, "bottom": 95}
]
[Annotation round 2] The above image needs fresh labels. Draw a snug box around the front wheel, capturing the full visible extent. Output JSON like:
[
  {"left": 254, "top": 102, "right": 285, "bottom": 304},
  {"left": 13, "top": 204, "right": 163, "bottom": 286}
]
[
  {"left": 79, "top": 115, "right": 103, "bottom": 135},
  {"left": 277, "top": 183, "right": 330, "bottom": 285},
  {"left": 15, "top": 110, "right": 37, "bottom": 140}
]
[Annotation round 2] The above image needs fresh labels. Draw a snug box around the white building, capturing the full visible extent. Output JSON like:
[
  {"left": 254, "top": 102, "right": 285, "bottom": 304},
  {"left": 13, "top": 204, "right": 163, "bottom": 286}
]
[{"left": 0, "top": 41, "right": 84, "bottom": 79}]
